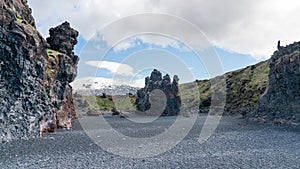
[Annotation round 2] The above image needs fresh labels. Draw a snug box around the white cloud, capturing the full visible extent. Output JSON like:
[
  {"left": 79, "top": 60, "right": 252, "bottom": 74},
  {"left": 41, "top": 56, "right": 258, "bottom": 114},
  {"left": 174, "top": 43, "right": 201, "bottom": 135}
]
[
  {"left": 138, "top": 35, "right": 185, "bottom": 49},
  {"left": 113, "top": 37, "right": 138, "bottom": 52},
  {"left": 85, "top": 61, "right": 134, "bottom": 76},
  {"left": 28, "top": 0, "right": 300, "bottom": 59},
  {"left": 113, "top": 35, "right": 187, "bottom": 52}
]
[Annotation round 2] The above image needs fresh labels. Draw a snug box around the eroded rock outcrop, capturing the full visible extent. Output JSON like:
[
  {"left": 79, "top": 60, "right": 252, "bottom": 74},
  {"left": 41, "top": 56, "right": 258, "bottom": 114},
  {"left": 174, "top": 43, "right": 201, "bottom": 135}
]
[
  {"left": 136, "top": 69, "right": 181, "bottom": 116},
  {"left": 46, "top": 22, "right": 79, "bottom": 129},
  {"left": 0, "top": 0, "right": 79, "bottom": 141},
  {"left": 257, "top": 42, "right": 300, "bottom": 122},
  {"left": 47, "top": 22, "right": 79, "bottom": 59}
]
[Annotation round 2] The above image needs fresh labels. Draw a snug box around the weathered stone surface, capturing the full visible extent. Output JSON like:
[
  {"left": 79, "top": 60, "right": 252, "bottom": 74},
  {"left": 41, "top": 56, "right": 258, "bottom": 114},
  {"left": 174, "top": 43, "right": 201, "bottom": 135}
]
[
  {"left": 257, "top": 41, "right": 300, "bottom": 122},
  {"left": 46, "top": 22, "right": 79, "bottom": 128},
  {"left": 46, "top": 22, "right": 79, "bottom": 58},
  {"left": 136, "top": 69, "right": 181, "bottom": 116},
  {"left": 0, "top": 0, "right": 78, "bottom": 142},
  {"left": 0, "top": 0, "right": 35, "bottom": 28}
]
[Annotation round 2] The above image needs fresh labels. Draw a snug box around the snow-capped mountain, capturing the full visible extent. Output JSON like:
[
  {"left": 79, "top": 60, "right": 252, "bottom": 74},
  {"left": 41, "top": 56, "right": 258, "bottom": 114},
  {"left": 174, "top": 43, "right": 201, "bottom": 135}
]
[{"left": 71, "top": 77, "right": 141, "bottom": 95}]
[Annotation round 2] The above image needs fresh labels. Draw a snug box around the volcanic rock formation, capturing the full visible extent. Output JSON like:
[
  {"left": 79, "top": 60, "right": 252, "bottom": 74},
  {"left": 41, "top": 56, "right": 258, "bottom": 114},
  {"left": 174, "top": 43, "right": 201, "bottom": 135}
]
[
  {"left": 257, "top": 42, "right": 300, "bottom": 122},
  {"left": 0, "top": 0, "right": 78, "bottom": 141},
  {"left": 45, "top": 22, "right": 79, "bottom": 129},
  {"left": 136, "top": 69, "right": 181, "bottom": 116}
]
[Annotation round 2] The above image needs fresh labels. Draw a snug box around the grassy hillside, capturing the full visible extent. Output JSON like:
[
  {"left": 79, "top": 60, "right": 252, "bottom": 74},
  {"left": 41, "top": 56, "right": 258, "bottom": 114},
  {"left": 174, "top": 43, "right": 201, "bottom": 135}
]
[
  {"left": 180, "top": 60, "right": 269, "bottom": 116},
  {"left": 74, "top": 94, "right": 136, "bottom": 115}
]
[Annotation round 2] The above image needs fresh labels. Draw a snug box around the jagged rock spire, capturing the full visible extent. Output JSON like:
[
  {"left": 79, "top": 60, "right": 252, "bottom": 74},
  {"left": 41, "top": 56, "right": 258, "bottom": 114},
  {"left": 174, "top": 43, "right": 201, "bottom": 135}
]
[{"left": 136, "top": 69, "right": 181, "bottom": 116}]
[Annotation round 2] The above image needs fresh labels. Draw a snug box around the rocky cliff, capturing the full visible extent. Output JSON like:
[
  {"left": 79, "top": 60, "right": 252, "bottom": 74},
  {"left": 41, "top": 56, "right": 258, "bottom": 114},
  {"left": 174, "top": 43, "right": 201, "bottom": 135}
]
[
  {"left": 0, "top": 0, "right": 79, "bottom": 142},
  {"left": 136, "top": 69, "right": 181, "bottom": 116},
  {"left": 257, "top": 42, "right": 300, "bottom": 122}
]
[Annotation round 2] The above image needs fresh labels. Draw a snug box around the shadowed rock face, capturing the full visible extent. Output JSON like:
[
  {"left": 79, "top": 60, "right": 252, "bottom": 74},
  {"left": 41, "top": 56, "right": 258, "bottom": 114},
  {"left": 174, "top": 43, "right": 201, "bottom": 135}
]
[
  {"left": 0, "top": 0, "right": 79, "bottom": 141},
  {"left": 136, "top": 69, "right": 181, "bottom": 116},
  {"left": 46, "top": 22, "right": 79, "bottom": 58},
  {"left": 257, "top": 42, "right": 300, "bottom": 122},
  {"left": 0, "top": 0, "right": 35, "bottom": 28}
]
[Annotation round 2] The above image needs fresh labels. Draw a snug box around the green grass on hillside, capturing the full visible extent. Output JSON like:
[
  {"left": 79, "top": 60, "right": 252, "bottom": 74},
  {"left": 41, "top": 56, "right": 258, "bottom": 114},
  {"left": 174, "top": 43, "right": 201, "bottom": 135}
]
[
  {"left": 180, "top": 60, "right": 270, "bottom": 116},
  {"left": 74, "top": 94, "right": 136, "bottom": 114}
]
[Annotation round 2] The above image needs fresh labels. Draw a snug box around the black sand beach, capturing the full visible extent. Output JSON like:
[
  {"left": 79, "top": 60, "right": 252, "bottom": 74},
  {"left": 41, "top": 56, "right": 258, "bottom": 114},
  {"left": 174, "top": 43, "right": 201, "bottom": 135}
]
[{"left": 1, "top": 115, "right": 300, "bottom": 169}]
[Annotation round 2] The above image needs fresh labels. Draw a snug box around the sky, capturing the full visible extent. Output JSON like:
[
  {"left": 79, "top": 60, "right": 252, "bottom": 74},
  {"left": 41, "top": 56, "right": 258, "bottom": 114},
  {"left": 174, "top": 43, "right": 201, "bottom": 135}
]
[{"left": 27, "top": 0, "right": 300, "bottom": 88}]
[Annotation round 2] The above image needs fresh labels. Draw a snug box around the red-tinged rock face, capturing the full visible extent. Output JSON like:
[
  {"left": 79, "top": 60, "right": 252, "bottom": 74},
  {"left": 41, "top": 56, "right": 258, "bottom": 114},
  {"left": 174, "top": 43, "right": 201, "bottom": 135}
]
[
  {"left": 39, "top": 115, "right": 57, "bottom": 137},
  {"left": 56, "top": 100, "right": 74, "bottom": 129},
  {"left": 0, "top": 0, "right": 79, "bottom": 141}
]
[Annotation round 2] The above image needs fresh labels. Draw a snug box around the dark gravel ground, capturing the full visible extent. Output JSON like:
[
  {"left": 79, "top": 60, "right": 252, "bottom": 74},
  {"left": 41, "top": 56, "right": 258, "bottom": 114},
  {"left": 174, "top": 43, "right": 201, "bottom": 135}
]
[{"left": 1, "top": 115, "right": 300, "bottom": 169}]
